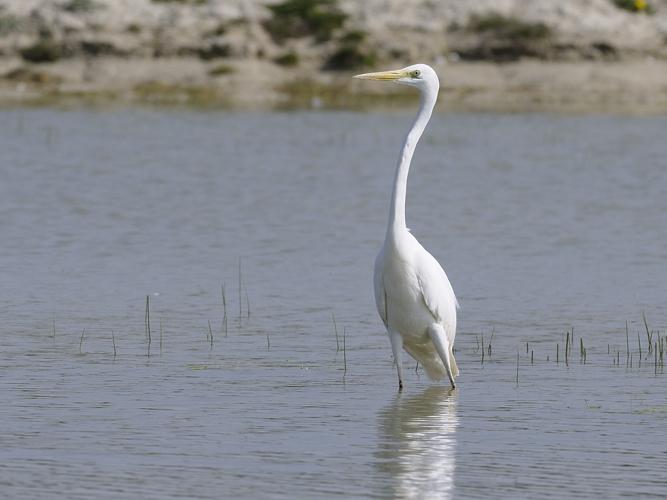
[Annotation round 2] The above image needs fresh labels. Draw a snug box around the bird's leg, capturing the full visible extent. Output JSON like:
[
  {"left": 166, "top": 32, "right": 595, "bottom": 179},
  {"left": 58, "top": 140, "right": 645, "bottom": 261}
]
[
  {"left": 388, "top": 329, "right": 404, "bottom": 390},
  {"left": 428, "top": 324, "right": 456, "bottom": 389}
]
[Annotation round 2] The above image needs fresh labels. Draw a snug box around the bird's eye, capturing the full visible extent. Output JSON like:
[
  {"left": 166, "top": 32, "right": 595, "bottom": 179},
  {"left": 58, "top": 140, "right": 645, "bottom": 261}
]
[{"left": 411, "top": 70, "right": 421, "bottom": 78}]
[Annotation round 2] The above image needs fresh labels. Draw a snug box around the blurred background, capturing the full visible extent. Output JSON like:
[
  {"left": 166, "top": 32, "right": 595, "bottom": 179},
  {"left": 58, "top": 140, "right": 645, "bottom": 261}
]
[{"left": 1, "top": 0, "right": 666, "bottom": 112}]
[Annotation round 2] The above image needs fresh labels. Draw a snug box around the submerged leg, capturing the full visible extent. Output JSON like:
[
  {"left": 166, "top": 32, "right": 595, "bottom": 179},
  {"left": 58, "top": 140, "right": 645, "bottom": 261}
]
[
  {"left": 428, "top": 324, "right": 456, "bottom": 389},
  {"left": 388, "top": 329, "right": 404, "bottom": 390}
]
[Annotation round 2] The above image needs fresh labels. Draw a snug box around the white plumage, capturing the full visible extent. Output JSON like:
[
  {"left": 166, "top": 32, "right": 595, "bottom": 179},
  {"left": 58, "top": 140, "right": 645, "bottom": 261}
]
[{"left": 355, "top": 64, "right": 459, "bottom": 389}]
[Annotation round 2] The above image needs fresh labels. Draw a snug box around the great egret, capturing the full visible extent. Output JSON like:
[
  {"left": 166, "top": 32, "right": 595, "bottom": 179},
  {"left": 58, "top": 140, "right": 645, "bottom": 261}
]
[{"left": 354, "top": 64, "right": 458, "bottom": 390}]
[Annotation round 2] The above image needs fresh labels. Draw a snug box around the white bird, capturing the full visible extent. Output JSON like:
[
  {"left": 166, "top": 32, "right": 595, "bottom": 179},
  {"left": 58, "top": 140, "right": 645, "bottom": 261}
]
[{"left": 354, "top": 64, "right": 458, "bottom": 390}]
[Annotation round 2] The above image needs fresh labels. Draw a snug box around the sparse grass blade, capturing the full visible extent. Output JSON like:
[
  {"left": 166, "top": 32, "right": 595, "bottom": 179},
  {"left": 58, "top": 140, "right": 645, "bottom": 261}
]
[
  {"left": 642, "top": 312, "right": 653, "bottom": 354},
  {"left": 79, "top": 328, "right": 85, "bottom": 353},
  {"left": 626, "top": 321, "right": 630, "bottom": 367},
  {"left": 332, "top": 312, "right": 340, "bottom": 352},
  {"left": 146, "top": 295, "right": 152, "bottom": 357},
  {"left": 238, "top": 257, "right": 242, "bottom": 319},
  {"left": 343, "top": 326, "right": 347, "bottom": 376}
]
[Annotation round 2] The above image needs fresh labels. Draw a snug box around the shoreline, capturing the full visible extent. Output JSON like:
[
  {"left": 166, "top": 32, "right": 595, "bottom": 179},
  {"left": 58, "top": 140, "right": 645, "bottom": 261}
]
[{"left": 1, "top": 58, "right": 666, "bottom": 114}]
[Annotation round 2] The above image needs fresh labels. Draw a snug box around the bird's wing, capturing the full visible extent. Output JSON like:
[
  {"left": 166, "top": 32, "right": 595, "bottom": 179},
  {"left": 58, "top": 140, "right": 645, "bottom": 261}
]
[
  {"left": 373, "top": 254, "right": 388, "bottom": 328},
  {"left": 415, "top": 246, "right": 458, "bottom": 328}
]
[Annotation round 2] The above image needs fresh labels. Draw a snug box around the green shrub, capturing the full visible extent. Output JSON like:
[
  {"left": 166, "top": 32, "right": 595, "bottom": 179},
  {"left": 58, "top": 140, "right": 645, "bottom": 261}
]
[
  {"left": 339, "top": 30, "right": 366, "bottom": 44},
  {"left": 80, "top": 40, "right": 117, "bottom": 56},
  {"left": 198, "top": 43, "right": 231, "bottom": 60},
  {"left": 63, "top": 0, "right": 99, "bottom": 13},
  {"left": 20, "top": 41, "right": 62, "bottom": 63},
  {"left": 264, "top": 0, "right": 347, "bottom": 43},
  {"left": 612, "top": 0, "right": 654, "bottom": 13},
  {"left": 206, "top": 22, "right": 228, "bottom": 37},
  {"left": 274, "top": 51, "right": 299, "bottom": 66},
  {"left": 323, "top": 29, "right": 374, "bottom": 71},
  {"left": 324, "top": 44, "right": 376, "bottom": 71},
  {"left": 467, "top": 13, "right": 551, "bottom": 40},
  {"left": 0, "top": 15, "right": 20, "bottom": 36},
  {"left": 4, "top": 67, "right": 62, "bottom": 84},
  {"left": 208, "top": 64, "right": 234, "bottom": 76},
  {"left": 151, "top": 0, "right": 207, "bottom": 4}
]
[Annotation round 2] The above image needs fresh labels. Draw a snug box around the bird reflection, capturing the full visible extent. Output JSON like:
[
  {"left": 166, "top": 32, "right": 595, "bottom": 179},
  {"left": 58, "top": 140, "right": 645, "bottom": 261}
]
[{"left": 376, "top": 386, "right": 458, "bottom": 499}]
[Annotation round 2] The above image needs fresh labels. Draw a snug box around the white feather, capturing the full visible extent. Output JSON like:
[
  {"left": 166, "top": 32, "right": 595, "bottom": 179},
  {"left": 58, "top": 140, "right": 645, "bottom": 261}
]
[{"left": 360, "top": 63, "right": 459, "bottom": 389}]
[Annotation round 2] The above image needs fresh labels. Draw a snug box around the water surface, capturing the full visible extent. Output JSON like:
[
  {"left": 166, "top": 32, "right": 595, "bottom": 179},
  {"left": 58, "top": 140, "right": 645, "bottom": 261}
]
[{"left": 1, "top": 109, "right": 666, "bottom": 498}]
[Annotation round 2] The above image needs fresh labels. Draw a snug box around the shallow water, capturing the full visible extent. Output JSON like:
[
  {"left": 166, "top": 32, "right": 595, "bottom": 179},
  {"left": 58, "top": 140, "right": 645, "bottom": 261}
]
[{"left": 1, "top": 109, "right": 666, "bottom": 498}]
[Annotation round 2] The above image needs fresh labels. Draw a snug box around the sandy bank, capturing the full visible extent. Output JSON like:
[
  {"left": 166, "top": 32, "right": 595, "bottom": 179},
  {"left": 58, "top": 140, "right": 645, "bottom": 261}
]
[{"left": 1, "top": 56, "right": 666, "bottom": 114}]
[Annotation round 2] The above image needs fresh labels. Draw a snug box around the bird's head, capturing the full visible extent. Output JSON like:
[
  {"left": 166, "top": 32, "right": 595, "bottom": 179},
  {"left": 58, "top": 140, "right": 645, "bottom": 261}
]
[{"left": 353, "top": 63, "right": 439, "bottom": 93}]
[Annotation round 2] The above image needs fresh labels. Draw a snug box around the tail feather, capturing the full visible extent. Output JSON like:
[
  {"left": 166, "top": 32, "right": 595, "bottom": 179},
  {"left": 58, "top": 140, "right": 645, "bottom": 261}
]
[
  {"left": 404, "top": 344, "right": 446, "bottom": 381},
  {"left": 449, "top": 347, "right": 459, "bottom": 377},
  {"left": 404, "top": 341, "right": 459, "bottom": 381}
]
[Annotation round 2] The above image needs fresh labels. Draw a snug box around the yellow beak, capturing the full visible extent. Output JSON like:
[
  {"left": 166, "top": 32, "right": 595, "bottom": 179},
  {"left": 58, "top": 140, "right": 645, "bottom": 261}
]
[{"left": 353, "top": 69, "right": 407, "bottom": 81}]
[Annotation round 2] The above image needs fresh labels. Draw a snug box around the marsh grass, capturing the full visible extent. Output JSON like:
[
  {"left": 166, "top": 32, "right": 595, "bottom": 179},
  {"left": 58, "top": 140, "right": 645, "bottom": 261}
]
[
  {"left": 480, "top": 334, "right": 485, "bottom": 364},
  {"left": 342, "top": 326, "right": 347, "bottom": 376},
  {"left": 238, "top": 258, "right": 242, "bottom": 319},
  {"left": 43, "top": 299, "right": 666, "bottom": 386},
  {"left": 221, "top": 283, "right": 228, "bottom": 336},
  {"left": 145, "top": 295, "right": 152, "bottom": 357},
  {"left": 626, "top": 321, "right": 630, "bottom": 366},
  {"left": 487, "top": 329, "right": 494, "bottom": 357},
  {"left": 332, "top": 312, "right": 340, "bottom": 351},
  {"left": 643, "top": 312, "right": 653, "bottom": 353}
]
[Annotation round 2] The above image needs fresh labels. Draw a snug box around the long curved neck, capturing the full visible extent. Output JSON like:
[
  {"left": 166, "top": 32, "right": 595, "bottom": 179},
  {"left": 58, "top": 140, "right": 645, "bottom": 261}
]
[{"left": 386, "top": 88, "right": 437, "bottom": 239}]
